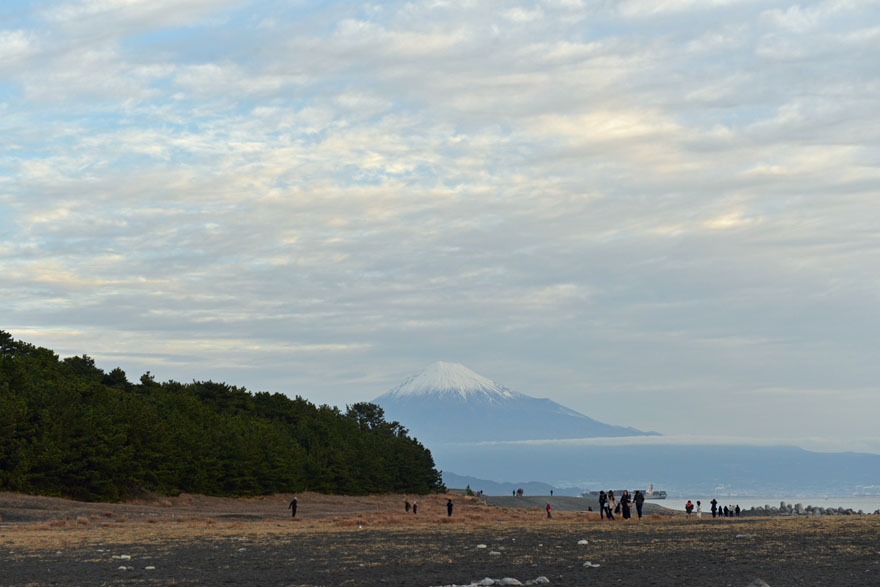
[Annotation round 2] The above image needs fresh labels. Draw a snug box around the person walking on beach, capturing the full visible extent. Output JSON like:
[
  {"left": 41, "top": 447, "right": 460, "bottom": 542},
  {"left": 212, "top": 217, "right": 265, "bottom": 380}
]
[
  {"left": 735, "top": 505, "right": 741, "bottom": 517},
  {"left": 598, "top": 491, "right": 607, "bottom": 520},
  {"left": 546, "top": 503, "right": 552, "bottom": 519},
  {"left": 634, "top": 490, "right": 645, "bottom": 520},
  {"left": 710, "top": 498, "right": 718, "bottom": 518},
  {"left": 685, "top": 500, "right": 694, "bottom": 518},
  {"left": 447, "top": 499, "right": 454, "bottom": 517},
  {"left": 621, "top": 490, "right": 632, "bottom": 520},
  {"left": 405, "top": 499, "right": 411, "bottom": 513},
  {"left": 412, "top": 502, "right": 418, "bottom": 515},
  {"left": 288, "top": 496, "right": 297, "bottom": 518},
  {"left": 606, "top": 491, "right": 616, "bottom": 520},
  {"left": 723, "top": 505, "right": 729, "bottom": 517},
  {"left": 696, "top": 500, "right": 702, "bottom": 519}
]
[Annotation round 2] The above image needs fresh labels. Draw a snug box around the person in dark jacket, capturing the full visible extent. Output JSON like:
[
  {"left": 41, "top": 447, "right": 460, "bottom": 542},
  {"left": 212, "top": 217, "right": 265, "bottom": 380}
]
[
  {"left": 412, "top": 502, "right": 418, "bottom": 515},
  {"left": 288, "top": 496, "right": 297, "bottom": 518},
  {"left": 621, "top": 490, "right": 632, "bottom": 520},
  {"left": 634, "top": 490, "right": 645, "bottom": 520},
  {"left": 710, "top": 498, "right": 718, "bottom": 518},
  {"left": 405, "top": 499, "right": 411, "bottom": 513},
  {"left": 598, "top": 491, "right": 607, "bottom": 520},
  {"left": 447, "top": 499, "right": 454, "bottom": 517}
]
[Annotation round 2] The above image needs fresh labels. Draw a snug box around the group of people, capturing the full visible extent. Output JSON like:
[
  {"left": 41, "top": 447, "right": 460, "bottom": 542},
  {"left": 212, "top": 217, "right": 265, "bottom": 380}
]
[
  {"left": 597, "top": 490, "right": 646, "bottom": 521},
  {"left": 685, "top": 499, "right": 741, "bottom": 518},
  {"left": 710, "top": 498, "right": 741, "bottom": 518},
  {"left": 404, "top": 498, "right": 455, "bottom": 517}
]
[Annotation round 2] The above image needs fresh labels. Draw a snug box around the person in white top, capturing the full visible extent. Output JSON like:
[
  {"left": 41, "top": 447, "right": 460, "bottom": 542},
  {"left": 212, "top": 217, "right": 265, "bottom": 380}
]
[{"left": 696, "top": 500, "right": 702, "bottom": 519}]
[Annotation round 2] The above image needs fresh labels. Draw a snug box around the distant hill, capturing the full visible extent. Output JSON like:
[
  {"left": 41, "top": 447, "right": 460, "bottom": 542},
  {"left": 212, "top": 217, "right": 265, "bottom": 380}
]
[
  {"left": 374, "top": 362, "right": 656, "bottom": 443},
  {"left": 442, "top": 472, "right": 576, "bottom": 496}
]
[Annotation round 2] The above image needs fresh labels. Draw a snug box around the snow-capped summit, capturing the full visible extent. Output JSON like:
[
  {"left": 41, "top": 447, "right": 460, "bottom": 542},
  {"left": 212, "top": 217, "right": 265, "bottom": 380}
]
[
  {"left": 384, "top": 361, "right": 518, "bottom": 401},
  {"left": 373, "top": 363, "right": 657, "bottom": 443}
]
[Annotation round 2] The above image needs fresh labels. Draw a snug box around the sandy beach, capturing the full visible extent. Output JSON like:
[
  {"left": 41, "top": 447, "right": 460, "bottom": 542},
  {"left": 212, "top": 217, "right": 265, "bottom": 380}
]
[{"left": 2, "top": 491, "right": 878, "bottom": 586}]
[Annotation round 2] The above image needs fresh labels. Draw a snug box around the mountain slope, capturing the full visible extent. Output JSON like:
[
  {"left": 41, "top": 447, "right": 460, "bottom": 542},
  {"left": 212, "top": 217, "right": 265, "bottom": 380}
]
[{"left": 374, "top": 362, "right": 655, "bottom": 443}]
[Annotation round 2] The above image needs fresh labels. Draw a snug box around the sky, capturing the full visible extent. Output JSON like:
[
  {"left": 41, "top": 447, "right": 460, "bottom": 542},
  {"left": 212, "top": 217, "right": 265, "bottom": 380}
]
[{"left": 2, "top": 0, "right": 880, "bottom": 453}]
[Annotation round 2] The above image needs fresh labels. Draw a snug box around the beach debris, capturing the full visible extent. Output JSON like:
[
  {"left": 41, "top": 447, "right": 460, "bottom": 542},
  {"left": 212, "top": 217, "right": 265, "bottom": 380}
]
[
  {"left": 430, "top": 578, "right": 549, "bottom": 587},
  {"left": 577, "top": 539, "right": 588, "bottom": 545},
  {"left": 475, "top": 544, "right": 488, "bottom": 549},
  {"left": 746, "top": 580, "right": 770, "bottom": 587},
  {"left": 582, "top": 561, "right": 600, "bottom": 568}
]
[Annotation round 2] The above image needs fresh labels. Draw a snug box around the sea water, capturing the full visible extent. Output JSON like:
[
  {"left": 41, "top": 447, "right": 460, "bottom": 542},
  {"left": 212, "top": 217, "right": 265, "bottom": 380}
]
[{"left": 663, "top": 496, "right": 880, "bottom": 512}]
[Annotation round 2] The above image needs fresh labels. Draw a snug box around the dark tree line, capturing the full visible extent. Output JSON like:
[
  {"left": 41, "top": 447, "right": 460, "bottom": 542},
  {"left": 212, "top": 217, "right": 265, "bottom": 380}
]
[{"left": 0, "top": 331, "right": 444, "bottom": 501}]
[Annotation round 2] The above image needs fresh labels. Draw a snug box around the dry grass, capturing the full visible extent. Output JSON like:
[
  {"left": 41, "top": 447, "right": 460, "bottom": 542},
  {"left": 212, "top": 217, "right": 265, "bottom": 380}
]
[{"left": 4, "top": 490, "right": 878, "bottom": 561}]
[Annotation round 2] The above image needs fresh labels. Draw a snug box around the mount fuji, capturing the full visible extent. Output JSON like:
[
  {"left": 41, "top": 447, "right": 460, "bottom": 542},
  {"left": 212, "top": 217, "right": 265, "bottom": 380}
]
[{"left": 372, "top": 362, "right": 656, "bottom": 444}]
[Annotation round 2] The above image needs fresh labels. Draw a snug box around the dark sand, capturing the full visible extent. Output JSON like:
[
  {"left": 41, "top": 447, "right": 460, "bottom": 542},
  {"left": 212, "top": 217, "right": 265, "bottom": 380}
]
[{"left": 2, "top": 492, "right": 878, "bottom": 586}]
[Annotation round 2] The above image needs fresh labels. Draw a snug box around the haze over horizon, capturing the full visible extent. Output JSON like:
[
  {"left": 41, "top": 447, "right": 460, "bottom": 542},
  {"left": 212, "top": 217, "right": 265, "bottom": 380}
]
[{"left": 3, "top": 1, "right": 880, "bottom": 454}]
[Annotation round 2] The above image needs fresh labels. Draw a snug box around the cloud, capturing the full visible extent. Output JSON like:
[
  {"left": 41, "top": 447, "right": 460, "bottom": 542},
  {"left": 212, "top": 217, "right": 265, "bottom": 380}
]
[{"left": 2, "top": 0, "right": 880, "bottom": 450}]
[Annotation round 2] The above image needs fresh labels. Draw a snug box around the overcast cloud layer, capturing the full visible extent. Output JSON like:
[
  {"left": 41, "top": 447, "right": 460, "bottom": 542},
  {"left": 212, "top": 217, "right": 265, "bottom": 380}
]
[{"left": 3, "top": 0, "right": 880, "bottom": 451}]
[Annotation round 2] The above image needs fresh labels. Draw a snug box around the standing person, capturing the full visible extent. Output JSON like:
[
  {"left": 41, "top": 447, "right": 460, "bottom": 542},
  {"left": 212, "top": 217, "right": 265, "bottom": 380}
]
[
  {"left": 405, "top": 499, "right": 411, "bottom": 513},
  {"left": 288, "top": 496, "right": 297, "bottom": 518},
  {"left": 634, "top": 490, "right": 645, "bottom": 520},
  {"left": 413, "top": 502, "right": 418, "bottom": 515},
  {"left": 598, "top": 491, "right": 607, "bottom": 520},
  {"left": 685, "top": 500, "right": 694, "bottom": 518},
  {"left": 710, "top": 498, "right": 718, "bottom": 518},
  {"left": 735, "top": 505, "right": 741, "bottom": 517},
  {"left": 621, "top": 490, "right": 632, "bottom": 520},
  {"left": 606, "top": 491, "right": 616, "bottom": 520},
  {"left": 546, "top": 503, "right": 552, "bottom": 519},
  {"left": 723, "top": 505, "right": 729, "bottom": 517},
  {"left": 696, "top": 501, "right": 702, "bottom": 519},
  {"left": 447, "top": 499, "right": 454, "bottom": 517}
]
